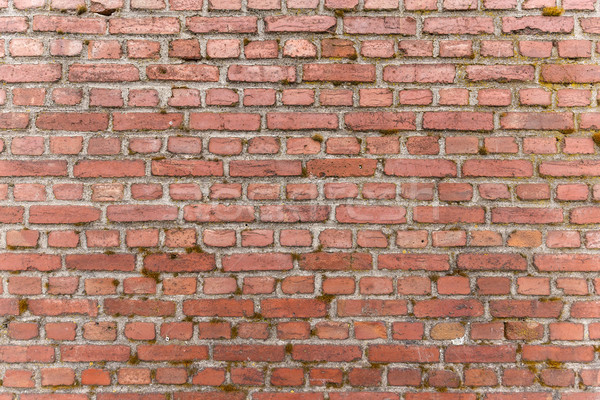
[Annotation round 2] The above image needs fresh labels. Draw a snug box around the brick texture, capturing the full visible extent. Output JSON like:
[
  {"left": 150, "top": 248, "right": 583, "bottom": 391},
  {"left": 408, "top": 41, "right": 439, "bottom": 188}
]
[{"left": 0, "top": 0, "right": 599, "bottom": 399}]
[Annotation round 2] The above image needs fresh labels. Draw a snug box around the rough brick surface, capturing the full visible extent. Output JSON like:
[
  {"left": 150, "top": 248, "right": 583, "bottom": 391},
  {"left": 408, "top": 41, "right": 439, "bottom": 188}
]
[{"left": 0, "top": 0, "right": 599, "bottom": 398}]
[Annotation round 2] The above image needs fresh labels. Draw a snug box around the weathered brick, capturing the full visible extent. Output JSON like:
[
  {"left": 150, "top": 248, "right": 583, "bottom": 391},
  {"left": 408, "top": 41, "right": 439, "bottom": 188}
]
[
  {"left": 304, "top": 64, "right": 375, "bottom": 82},
  {"left": 266, "top": 15, "right": 336, "bottom": 32},
  {"left": 69, "top": 64, "right": 139, "bottom": 82},
  {"left": 345, "top": 112, "right": 415, "bottom": 131},
  {"left": 344, "top": 17, "right": 416, "bottom": 34},
  {"left": 423, "top": 112, "right": 493, "bottom": 131},
  {"left": 424, "top": 17, "right": 494, "bottom": 34},
  {"left": 187, "top": 16, "right": 257, "bottom": 33},
  {"left": 147, "top": 65, "right": 219, "bottom": 81},
  {"left": 110, "top": 17, "right": 179, "bottom": 34},
  {"left": 368, "top": 345, "right": 439, "bottom": 363}
]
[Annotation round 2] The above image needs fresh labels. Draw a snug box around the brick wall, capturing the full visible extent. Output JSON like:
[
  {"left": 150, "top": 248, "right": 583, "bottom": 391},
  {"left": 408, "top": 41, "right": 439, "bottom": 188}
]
[{"left": 0, "top": 0, "right": 599, "bottom": 398}]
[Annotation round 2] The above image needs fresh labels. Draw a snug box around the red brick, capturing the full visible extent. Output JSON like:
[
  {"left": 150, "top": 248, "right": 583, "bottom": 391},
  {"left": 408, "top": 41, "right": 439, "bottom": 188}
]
[
  {"left": 267, "top": 112, "right": 337, "bottom": 130},
  {"left": 105, "top": 299, "right": 175, "bottom": 317},
  {"left": 144, "top": 253, "right": 215, "bottom": 272},
  {"left": 414, "top": 299, "right": 484, "bottom": 317},
  {"left": 385, "top": 159, "right": 456, "bottom": 177},
  {"left": 266, "top": 15, "right": 336, "bottom": 32},
  {"left": 345, "top": 112, "right": 415, "bottom": 131},
  {"left": 492, "top": 207, "right": 563, "bottom": 224},
  {"left": 503, "top": 16, "right": 573, "bottom": 33},
  {"left": 500, "top": 112, "right": 574, "bottom": 130},
  {"left": 344, "top": 16, "right": 416, "bottom": 34},
  {"left": 228, "top": 65, "right": 295, "bottom": 83},
  {"left": 490, "top": 300, "right": 563, "bottom": 318},
  {"left": 522, "top": 345, "right": 594, "bottom": 362},
  {"left": 37, "top": 112, "right": 108, "bottom": 131},
  {"left": 110, "top": 17, "right": 179, "bottom": 34},
  {"left": 137, "top": 345, "right": 208, "bottom": 361},
  {"left": 0, "top": 64, "right": 61, "bottom": 83},
  {"left": 368, "top": 345, "right": 438, "bottom": 363},
  {"left": 213, "top": 345, "right": 284, "bottom": 362},
  {"left": 424, "top": 17, "right": 493, "bottom": 34},
  {"left": 187, "top": 16, "right": 257, "bottom": 33},
  {"left": 423, "top": 112, "right": 493, "bottom": 131},
  {"left": 457, "top": 253, "right": 526, "bottom": 271},
  {"left": 262, "top": 299, "right": 327, "bottom": 318},
  {"left": 304, "top": 64, "right": 375, "bottom": 82},
  {"left": 540, "top": 161, "right": 600, "bottom": 177},
  {"left": 292, "top": 345, "right": 361, "bottom": 362},
  {"left": 338, "top": 300, "right": 407, "bottom": 316},
  {"left": 379, "top": 253, "right": 449, "bottom": 271}
]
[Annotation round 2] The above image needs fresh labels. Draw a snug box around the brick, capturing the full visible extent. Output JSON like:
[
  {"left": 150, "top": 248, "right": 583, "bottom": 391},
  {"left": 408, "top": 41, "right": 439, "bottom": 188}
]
[
  {"left": 519, "top": 41, "right": 553, "bottom": 57},
  {"left": 262, "top": 299, "right": 327, "bottom": 318},
  {"left": 267, "top": 112, "right": 337, "bottom": 130},
  {"left": 191, "top": 112, "right": 260, "bottom": 130},
  {"left": 336, "top": 205, "right": 405, "bottom": 224},
  {"left": 413, "top": 206, "right": 485, "bottom": 224},
  {"left": 338, "top": 300, "right": 407, "bottom": 316},
  {"left": 385, "top": 159, "right": 456, "bottom": 177},
  {"left": 541, "top": 161, "right": 600, "bottom": 177},
  {"left": 446, "top": 345, "right": 517, "bottom": 363},
  {"left": 147, "top": 65, "right": 219, "bottom": 82},
  {"left": 292, "top": 345, "right": 361, "bottom": 362},
  {"left": 69, "top": 64, "right": 139, "bottom": 82},
  {"left": 360, "top": 89, "right": 394, "bottom": 108},
  {"left": 137, "top": 345, "right": 208, "bottom": 361},
  {"left": 542, "top": 65, "right": 600, "bottom": 83},
  {"left": 345, "top": 112, "right": 415, "bottom": 131},
  {"left": 457, "top": 253, "right": 527, "bottom": 271},
  {"left": 266, "top": 15, "right": 336, "bottom": 32},
  {"left": 379, "top": 254, "right": 449, "bottom": 271},
  {"left": 491, "top": 300, "right": 563, "bottom": 318},
  {"left": 260, "top": 205, "right": 329, "bottom": 222},
  {"left": 74, "top": 160, "right": 144, "bottom": 177},
  {"left": 187, "top": 16, "right": 258, "bottom": 33},
  {"left": 534, "top": 254, "right": 600, "bottom": 271},
  {"left": 152, "top": 160, "right": 223, "bottom": 176},
  {"left": 113, "top": 113, "right": 182, "bottom": 130},
  {"left": 414, "top": 299, "right": 484, "bottom": 317},
  {"left": 0, "top": 16, "right": 28, "bottom": 32},
  {"left": 424, "top": 17, "right": 494, "bottom": 34},
  {"left": 144, "top": 253, "right": 215, "bottom": 272},
  {"left": 66, "top": 254, "right": 135, "bottom": 271},
  {"left": 502, "top": 16, "right": 573, "bottom": 33},
  {"left": 299, "top": 252, "right": 371, "bottom": 271},
  {"left": 304, "top": 64, "right": 375, "bottom": 82},
  {"left": 37, "top": 112, "right": 108, "bottom": 131},
  {"left": 105, "top": 299, "right": 175, "bottom": 316},
  {"left": 440, "top": 40, "right": 472, "bottom": 57},
  {"left": 321, "top": 39, "right": 356, "bottom": 58},
  {"left": 424, "top": 112, "right": 493, "bottom": 131},
  {"left": 0, "top": 113, "right": 29, "bottom": 130},
  {"left": 228, "top": 65, "right": 295, "bottom": 83},
  {"left": 61, "top": 345, "right": 129, "bottom": 362},
  {"left": 492, "top": 207, "right": 563, "bottom": 224},
  {"left": 110, "top": 17, "right": 179, "bottom": 34},
  {"left": 466, "top": 65, "right": 534, "bottom": 81},
  {"left": 29, "top": 205, "right": 101, "bottom": 224},
  {"left": 368, "top": 345, "right": 439, "bottom": 363},
  {"left": 33, "top": 16, "right": 105, "bottom": 33},
  {"left": 522, "top": 345, "right": 594, "bottom": 362},
  {"left": 222, "top": 253, "right": 292, "bottom": 271},
  {"left": 213, "top": 345, "right": 284, "bottom": 362},
  {"left": 344, "top": 17, "right": 416, "bottom": 34}
]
